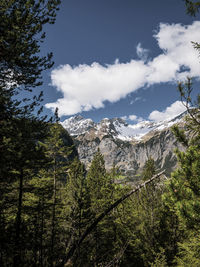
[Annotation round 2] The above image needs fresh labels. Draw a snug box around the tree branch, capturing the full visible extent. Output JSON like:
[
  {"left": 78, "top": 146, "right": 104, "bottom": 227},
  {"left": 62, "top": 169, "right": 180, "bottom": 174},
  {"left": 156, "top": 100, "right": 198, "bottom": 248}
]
[{"left": 57, "top": 170, "right": 166, "bottom": 266}]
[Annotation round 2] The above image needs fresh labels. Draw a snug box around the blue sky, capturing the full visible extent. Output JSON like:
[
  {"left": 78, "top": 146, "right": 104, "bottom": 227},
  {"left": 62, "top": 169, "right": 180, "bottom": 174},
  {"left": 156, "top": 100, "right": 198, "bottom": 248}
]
[{"left": 39, "top": 0, "right": 200, "bottom": 122}]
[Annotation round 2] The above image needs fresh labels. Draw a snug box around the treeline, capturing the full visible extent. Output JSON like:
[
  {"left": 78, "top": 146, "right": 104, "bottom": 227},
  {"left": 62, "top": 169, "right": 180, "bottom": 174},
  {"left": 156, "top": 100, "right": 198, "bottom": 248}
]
[
  {"left": 1, "top": 104, "right": 200, "bottom": 266},
  {"left": 1, "top": 0, "right": 200, "bottom": 266}
]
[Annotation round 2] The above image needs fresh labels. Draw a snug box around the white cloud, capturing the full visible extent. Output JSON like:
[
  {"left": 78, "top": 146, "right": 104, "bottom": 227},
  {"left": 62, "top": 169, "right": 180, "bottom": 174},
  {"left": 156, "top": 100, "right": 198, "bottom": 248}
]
[
  {"left": 46, "top": 61, "right": 149, "bottom": 116},
  {"left": 148, "top": 100, "right": 187, "bottom": 122},
  {"left": 129, "top": 114, "right": 138, "bottom": 121},
  {"left": 121, "top": 114, "right": 143, "bottom": 122},
  {"left": 130, "top": 96, "right": 143, "bottom": 104},
  {"left": 147, "top": 22, "right": 200, "bottom": 83},
  {"left": 136, "top": 43, "right": 149, "bottom": 61},
  {"left": 46, "top": 21, "right": 200, "bottom": 116}
]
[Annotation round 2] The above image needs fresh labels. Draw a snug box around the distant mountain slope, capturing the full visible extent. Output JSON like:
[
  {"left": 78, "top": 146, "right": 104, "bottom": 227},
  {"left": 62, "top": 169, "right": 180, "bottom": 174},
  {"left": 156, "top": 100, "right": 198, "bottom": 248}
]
[{"left": 61, "top": 112, "right": 186, "bottom": 177}]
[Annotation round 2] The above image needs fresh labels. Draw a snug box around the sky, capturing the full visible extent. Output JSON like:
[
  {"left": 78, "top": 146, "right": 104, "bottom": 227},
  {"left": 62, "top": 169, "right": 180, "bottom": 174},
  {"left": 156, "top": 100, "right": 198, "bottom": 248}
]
[{"left": 38, "top": 0, "right": 200, "bottom": 123}]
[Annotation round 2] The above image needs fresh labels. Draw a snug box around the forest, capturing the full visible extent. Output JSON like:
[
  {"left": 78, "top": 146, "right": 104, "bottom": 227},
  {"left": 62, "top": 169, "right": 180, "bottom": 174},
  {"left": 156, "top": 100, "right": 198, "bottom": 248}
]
[{"left": 0, "top": 0, "right": 200, "bottom": 266}]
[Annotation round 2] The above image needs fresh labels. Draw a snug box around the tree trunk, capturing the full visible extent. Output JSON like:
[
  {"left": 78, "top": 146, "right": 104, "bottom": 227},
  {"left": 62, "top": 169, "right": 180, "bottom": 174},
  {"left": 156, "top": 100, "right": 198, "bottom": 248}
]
[
  {"left": 13, "top": 168, "right": 23, "bottom": 267},
  {"left": 50, "top": 159, "right": 57, "bottom": 267}
]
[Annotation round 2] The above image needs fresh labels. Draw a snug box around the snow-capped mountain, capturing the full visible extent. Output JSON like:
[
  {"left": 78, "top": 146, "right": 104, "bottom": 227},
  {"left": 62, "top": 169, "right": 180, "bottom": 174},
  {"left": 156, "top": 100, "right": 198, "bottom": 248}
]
[
  {"left": 61, "top": 111, "right": 186, "bottom": 142},
  {"left": 61, "top": 115, "right": 95, "bottom": 136},
  {"left": 60, "top": 112, "right": 186, "bottom": 177}
]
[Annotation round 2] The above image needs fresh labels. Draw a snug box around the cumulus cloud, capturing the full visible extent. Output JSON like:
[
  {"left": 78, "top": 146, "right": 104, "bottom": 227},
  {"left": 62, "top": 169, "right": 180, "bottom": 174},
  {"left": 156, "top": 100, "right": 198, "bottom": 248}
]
[
  {"left": 46, "top": 61, "right": 149, "bottom": 115},
  {"left": 46, "top": 21, "right": 200, "bottom": 116},
  {"left": 148, "top": 100, "right": 187, "bottom": 122}
]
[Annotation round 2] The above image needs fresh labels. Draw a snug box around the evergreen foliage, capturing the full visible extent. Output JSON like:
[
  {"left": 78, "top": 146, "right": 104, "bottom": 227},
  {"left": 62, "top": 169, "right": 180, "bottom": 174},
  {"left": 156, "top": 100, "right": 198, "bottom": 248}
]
[
  {"left": 163, "top": 79, "right": 200, "bottom": 265},
  {"left": 0, "top": 1, "right": 61, "bottom": 265},
  {"left": 86, "top": 149, "right": 117, "bottom": 265},
  {"left": 63, "top": 158, "right": 92, "bottom": 266},
  {"left": 185, "top": 0, "right": 200, "bottom": 16},
  {"left": 141, "top": 157, "right": 156, "bottom": 181}
]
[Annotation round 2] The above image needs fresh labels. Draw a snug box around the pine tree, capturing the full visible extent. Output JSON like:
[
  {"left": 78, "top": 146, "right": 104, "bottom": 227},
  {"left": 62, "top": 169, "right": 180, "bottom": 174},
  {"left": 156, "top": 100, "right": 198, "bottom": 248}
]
[
  {"left": 142, "top": 157, "right": 156, "bottom": 182},
  {"left": 86, "top": 150, "right": 124, "bottom": 265},
  {"left": 0, "top": 0, "right": 61, "bottom": 90},
  {"left": 0, "top": 1, "right": 61, "bottom": 265},
  {"left": 163, "top": 80, "right": 200, "bottom": 265},
  {"left": 0, "top": 115, "right": 50, "bottom": 266},
  {"left": 132, "top": 158, "right": 164, "bottom": 265},
  {"left": 41, "top": 123, "right": 74, "bottom": 266},
  {"left": 62, "top": 158, "right": 93, "bottom": 266}
]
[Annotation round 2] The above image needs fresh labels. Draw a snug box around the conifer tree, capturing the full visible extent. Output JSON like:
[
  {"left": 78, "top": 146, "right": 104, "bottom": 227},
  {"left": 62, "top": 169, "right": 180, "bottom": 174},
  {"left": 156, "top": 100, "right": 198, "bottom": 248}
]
[
  {"left": 63, "top": 158, "right": 93, "bottom": 266},
  {"left": 41, "top": 123, "right": 74, "bottom": 266},
  {"left": 86, "top": 149, "right": 107, "bottom": 264},
  {"left": 0, "top": 1, "right": 61, "bottom": 265},
  {"left": 0, "top": 115, "right": 50, "bottom": 266},
  {"left": 87, "top": 149, "right": 108, "bottom": 212},
  {"left": 142, "top": 156, "right": 156, "bottom": 181},
  {"left": 86, "top": 150, "right": 123, "bottom": 265},
  {"left": 133, "top": 158, "right": 163, "bottom": 264},
  {"left": 163, "top": 79, "right": 200, "bottom": 265}
]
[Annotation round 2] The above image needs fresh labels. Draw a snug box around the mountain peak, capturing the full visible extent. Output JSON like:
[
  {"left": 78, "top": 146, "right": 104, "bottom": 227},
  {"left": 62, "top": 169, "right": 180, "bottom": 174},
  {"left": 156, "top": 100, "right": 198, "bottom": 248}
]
[
  {"left": 61, "top": 111, "right": 186, "bottom": 140},
  {"left": 61, "top": 116, "right": 95, "bottom": 136}
]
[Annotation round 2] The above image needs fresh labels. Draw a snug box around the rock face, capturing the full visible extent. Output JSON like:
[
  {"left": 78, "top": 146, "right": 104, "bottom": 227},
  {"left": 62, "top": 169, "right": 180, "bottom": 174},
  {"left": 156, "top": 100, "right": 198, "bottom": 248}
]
[{"left": 61, "top": 113, "right": 186, "bottom": 177}]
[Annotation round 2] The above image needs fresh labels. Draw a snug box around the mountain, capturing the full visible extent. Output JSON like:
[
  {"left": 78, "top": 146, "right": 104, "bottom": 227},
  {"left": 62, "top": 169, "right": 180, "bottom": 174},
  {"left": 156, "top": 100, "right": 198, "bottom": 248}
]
[{"left": 61, "top": 112, "right": 187, "bottom": 178}]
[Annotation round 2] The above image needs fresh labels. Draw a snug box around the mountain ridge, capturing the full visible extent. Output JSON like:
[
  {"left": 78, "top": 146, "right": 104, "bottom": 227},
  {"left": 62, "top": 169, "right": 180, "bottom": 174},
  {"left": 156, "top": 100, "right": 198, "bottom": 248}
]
[
  {"left": 61, "top": 111, "right": 187, "bottom": 141},
  {"left": 61, "top": 112, "right": 186, "bottom": 178}
]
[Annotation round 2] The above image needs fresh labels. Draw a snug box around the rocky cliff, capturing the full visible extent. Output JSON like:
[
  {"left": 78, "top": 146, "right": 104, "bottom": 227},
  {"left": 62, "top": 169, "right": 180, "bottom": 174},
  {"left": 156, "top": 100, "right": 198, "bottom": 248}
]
[{"left": 61, "top": 113, "right": 186, "bottom": 177}]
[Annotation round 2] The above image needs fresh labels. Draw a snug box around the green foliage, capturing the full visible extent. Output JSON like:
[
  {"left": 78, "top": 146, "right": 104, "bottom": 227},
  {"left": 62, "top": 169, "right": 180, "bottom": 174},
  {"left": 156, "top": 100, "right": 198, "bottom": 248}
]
[
  {"left": 175, "top": 234, "right": 200, "bottom": 266},
  {"left": 142, "top": 157, "right": 156, "bottom": 181},
  {"left": 87, "top": 148, "right": 108, "bottom": 213},
  {"left": 171, "top": 125, "right": 188, "bottom": 147},
  {"left": 0, "top": 0, "right": 61, "bottom": 91},
  {"left": 164, "top": 144, "right": 200, "bottom": 231},
  {"left": 63, "top": 159, "right": 93, "bottom": 266},
  {"left": 131, "top": 183, "right": 164, "bottom": 264},
  {"left": 177, "top": 78, "right": 200, "bottom": 138},
  {"left": 163, "top": 77, "right": 200, "bottom": 265},
  {"left": 185, "top": 0, "right": 200, "bottom": 16},
  {"left": 0, "top": 1, "right": 61, "bottom": 265},
  {"left": 164, "top": 79, "right": 200, "bottom": 232},
  {"left": 150, "top": 248, "right": 168, "bottom": 267},
  {"left": 85, "top": 150, "right": 114, "bottom": 265}
]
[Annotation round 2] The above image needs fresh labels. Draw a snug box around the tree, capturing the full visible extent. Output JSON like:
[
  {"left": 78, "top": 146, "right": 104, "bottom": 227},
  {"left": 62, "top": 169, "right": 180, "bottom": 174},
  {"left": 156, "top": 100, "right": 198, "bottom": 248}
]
[
  {"left": 141, "top": 157, "right": 156, "bottom": 182},
  {"left": 0, "top": 115, "right": 51, "bottom": 266},
  {"left": 42, "top": 123, "right": 74, "bottom": 266},
  {"left": 0, "top": 0, "right": 62, "bottom": 172},
  {"left": 63, "top": 158, "right": 92, "bottom": 266},
  {"left": 86, "top": 149, "right": 112, "bottom": 264},
  {"left": 126, "top": 158, "right": 165, "bottom": 265},
  {"left": 0, "top": 1, "right": 61, "bottom": 265},
  {"left": 164, "top": 5, "right": 200, "bottom": 263},
  {"left": 163, "top": 78, "right": 200, "bottom": 265},
  {"left": 0, "top": 0, "right": 60, "bottom": 90},
  {"left": 58, "top": 170, "right": 165, "bottom": 266}
]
